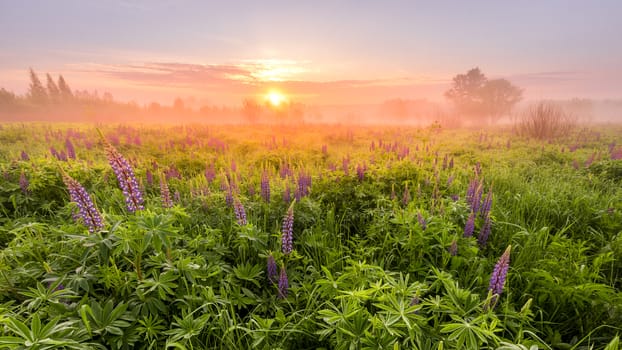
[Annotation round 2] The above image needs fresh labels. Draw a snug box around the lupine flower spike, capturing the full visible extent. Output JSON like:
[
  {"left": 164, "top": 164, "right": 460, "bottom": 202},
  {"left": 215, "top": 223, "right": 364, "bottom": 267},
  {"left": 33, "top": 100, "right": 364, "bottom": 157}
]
[
  {"left": 278, "top": 265, "right": 289, "bottom": 299},
  {"left": 281, "top": 202, "right": 295, "bottom": 254},
  {"left": 97, "top": 129, "right": 144, "bottom": 212},
  {"left": 488, "top": 245, "right": 511, "bottom": 308},
  {"left": 267, "top": 254, "right": 278, "bottom": 284},
  {"left": 233, "top": 197, "right": 247, "bottom": 225},
  {"left": 160, "top": 175, "right": 173, "bottom": 208},
  {"left": 60, "top": 167, "right": 104, "bottom": 233}
]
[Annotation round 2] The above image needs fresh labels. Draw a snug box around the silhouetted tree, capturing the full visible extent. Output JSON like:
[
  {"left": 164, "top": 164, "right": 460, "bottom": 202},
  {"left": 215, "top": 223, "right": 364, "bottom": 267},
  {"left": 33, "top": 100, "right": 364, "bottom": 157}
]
[
  {"left": 28, "top": 68, "right": 48, "bottom": 104},
  {"left": 46, "top": 73, "right": 60, "bottom": 102},
  {"left": 479, "top": 78, "right": 523, "bottom": 124},
  {"left": 57, "top": 75, "right": 73, "bottom": 101},
  {"left": 445, "top": 68, "right": 522, "bottom": 124}
]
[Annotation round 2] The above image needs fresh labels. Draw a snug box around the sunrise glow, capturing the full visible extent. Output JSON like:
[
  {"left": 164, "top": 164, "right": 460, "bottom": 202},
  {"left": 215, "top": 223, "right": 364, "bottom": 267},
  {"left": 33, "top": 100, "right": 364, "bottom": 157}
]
[{"left": 266, "top": 90, "right": 287, "bottom": 107}]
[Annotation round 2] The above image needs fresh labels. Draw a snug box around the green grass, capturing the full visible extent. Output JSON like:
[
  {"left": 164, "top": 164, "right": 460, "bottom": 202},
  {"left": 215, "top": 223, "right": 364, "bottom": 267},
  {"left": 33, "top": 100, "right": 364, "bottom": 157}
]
[{"left": 0, "top": 122, "right": 620, "bottom": 349}]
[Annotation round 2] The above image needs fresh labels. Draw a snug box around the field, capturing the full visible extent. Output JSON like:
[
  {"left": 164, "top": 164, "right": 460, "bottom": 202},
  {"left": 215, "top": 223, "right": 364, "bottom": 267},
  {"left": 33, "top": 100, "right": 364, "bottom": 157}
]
[{"left": 0, "top": 122, "right": 621, "bottom": 349}]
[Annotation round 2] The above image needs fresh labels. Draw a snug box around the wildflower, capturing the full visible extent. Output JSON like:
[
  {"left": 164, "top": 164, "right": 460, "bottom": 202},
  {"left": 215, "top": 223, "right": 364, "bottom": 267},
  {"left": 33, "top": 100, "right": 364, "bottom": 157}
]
[
  {"left": 464, "top": 211, "right": 475, "bottom": 237},
  {"left": 61, "top": 170, "right": 104, "bottom": 233},
  {"left": 356, "top": 163, "right": 365, "bottom": 182},
  {"left": 281, "top": 204, "right": 294, "bottom": 254},
  {"left": 145, "top": 169, "right": 153, "bottom": 187},
  {"left": 20, "top": 150, "right": 29, "bottom": 161},
  {"left": 234, "top": 197, "right": 247, "bottom": 225},
  {"left": 267, "top": 254, "right": 278, "bottom": 284},
  {"left": 278, "top": 266, "right": 289, "bottom": 299},
  {"left": 160, "top": 176, "right": 173, "bottom": 208},
  {"left": 19, "top": 171, "right": 29, "bottom": 194},
  {"left": 65, "top": 138, "right": 76, "bottom": 159},
  {"left": 449, "top": 240, "right": 458, "bottom": 256},
  {"left": 488, "top": 245, "right": 511, "bottom": 308},
  {"left": 480, "top": 187, "right": 493, "bottom": 218},
  {"left": 417, "top": 212, "right": 427, "bottom": 231},
  {"left": 283, "top": 184, "right": 291, "bottom": 204},
  {"left": 99, "top": 130, "right": 144, "bottom": 212},
  {"left": 261, "top": 169, "right": 270, "bottom": 203},
  {"left": 478, "top": 214, "right": 492, "bottom": 247},
  {"left": 402, "top": 185, "right": 410, "bottom": 206}
]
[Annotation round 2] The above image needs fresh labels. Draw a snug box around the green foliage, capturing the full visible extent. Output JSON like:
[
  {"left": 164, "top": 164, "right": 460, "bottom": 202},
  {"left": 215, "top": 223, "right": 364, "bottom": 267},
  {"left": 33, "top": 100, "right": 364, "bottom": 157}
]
[{"left": 0, "top": 123, "right": 620, "bottom": 349}]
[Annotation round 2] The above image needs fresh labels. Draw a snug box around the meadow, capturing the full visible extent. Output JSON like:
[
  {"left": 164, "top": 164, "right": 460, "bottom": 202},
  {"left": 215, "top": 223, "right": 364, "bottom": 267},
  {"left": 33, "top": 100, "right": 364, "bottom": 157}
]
[{"left": 0, "top": 122, "right": 620, "bottom": 349}]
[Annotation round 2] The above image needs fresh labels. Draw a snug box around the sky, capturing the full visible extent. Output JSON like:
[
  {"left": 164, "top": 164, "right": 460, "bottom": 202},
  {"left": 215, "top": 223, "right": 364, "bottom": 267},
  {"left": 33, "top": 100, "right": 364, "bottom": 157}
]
[{"left": 1, "top": 0, "right": 621, "bottom": 107}]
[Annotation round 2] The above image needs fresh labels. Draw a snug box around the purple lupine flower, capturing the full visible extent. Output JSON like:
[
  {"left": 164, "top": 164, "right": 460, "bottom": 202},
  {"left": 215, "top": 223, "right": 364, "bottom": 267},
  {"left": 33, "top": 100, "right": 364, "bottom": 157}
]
[
  {"left": 356, "top": 163, "right": 365, "bottom": 182},
  {"left": 261, "top": 170, "right": 270, "bottom": 203},
  {"left": 283, "top": 184, "right": 291, "bottom": 204},
  {"left": 451, "top": 194, "right": 459, "bottom": 202},
  {"left": 281, "top": 204, "right": 294, "bottom": 254},
  {"left": 50, "top": 146, "right": 59, "bottom": 159},
  {"left": 233, "top": 198, "right": 247, "bottom": 225},
  {"left": 62, "top": 172, "right": 104, "bottom": 233},
  {"left": 160, "top": 177, "right": 173, "bottom": 209},
  {"left": 65, "top": 138, "right": 76, "bottom": 159},
  {"left": 342, "top": 156, "right": 350, "bottom": 176},
  {"left": 464, "top": 211, "right": 475, "bottom": 237},
  {"left": 225, "top": 186, "right": 234, "bottom": 207},
  {"left": 99, "top": 131, "right": 144, "bottom": 212},
  {"left": 19, "top": 171, "right": 29, "bottom": 194},
  {"left": 417, "top": 212, "right": 427, "bottom": 230},
  {"left": 267, "top": 254, "right": 278, "bottom": 284},
  {"left": 278, "top": 266, "right": 289, "bottom": 299},
  {"left": 204, "top": 163, "right": 216, "bottom": 183},
  {"left": 488, "top": 245, "right": 511, "bottom": 307},
  {"left": 20, "top": 150, "right": 29, "bottom": 161},
  {"left": 145, "top": 169, "right": 154, "bottom": 187},
  {"left": 480, "top": 188, "right": 493, "bottom": 218},
  {"left": 449, "top": 240, "right": 458, "bottom": 256},
  {"left": 402, "top": 185, "right": 410, "bottom": 206},
  {"left": 478, "top": 214, "right": 492, "bottom": 247},
  {"left": 58, "top": 151, "right": 68, "bottom": 161}
]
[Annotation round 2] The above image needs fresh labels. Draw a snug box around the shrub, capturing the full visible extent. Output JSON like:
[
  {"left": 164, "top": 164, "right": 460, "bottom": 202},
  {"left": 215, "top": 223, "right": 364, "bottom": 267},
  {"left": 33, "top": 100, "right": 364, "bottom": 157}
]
[{"left": 515, "top": 102, "right": 576, "bottom": 139}]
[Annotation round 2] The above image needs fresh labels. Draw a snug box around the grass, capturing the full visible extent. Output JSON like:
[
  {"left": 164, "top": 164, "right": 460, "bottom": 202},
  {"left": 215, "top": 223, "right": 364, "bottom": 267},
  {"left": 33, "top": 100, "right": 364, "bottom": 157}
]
[{"left": 0, "top": 122, "right": 621, "bottom": 349}]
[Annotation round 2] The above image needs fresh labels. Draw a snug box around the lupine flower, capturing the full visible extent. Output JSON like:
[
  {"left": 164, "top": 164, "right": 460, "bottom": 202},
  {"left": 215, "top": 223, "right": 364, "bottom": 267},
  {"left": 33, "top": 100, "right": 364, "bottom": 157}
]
[
  {"left": 283, "top": 184, "right": 291, "bottom": 204},
  {"left": 58, "top": 151, "right": 67, "bottom": 161},
  {"left": 402, "top": 185, "right": 410, "bottom": 206},
  {"left": 65, "top": 138, "right": 76, "bottom": 159},
  {"left": 19, "top": 171, "right": 29, "bottom": 194},
  {"left": 145, "top": 169, "right": 153, "bottom": 187},
  {"left": 234, "top": 198, "right": 247, "bottom": 225},
  {"left": 99, "top": 130, "right": 144, "bottom": 212},
  {"left": 267, "top": 254, "right": 278, "bottom": 284},
  {"left": 488, "top": 245, "right": 511, "bottom": 308},
  {"left": 281, "top": 204, "right": 294, "bottom": 254},
  {"left": 204, "top": 163, "right": 216, "bottom": 183},
  {"left": 278, "top": 266, "right": 289, "bottom": 299},
  {"left": 260, "top": 170, "right": 270, "bottom": 203},
  {"left": 61, "top": 171, "right": 104, "bottom": 233},
  {"left": 342, "top": 156, "right": 350, "bottom": 176},
  {"left": 464, "top": 211, "right": 475, "bottom": 237},
  {"left": 480, "top": 188, "right": 493, "bottom": 218},
  {"left": 160, "top": 177, "right": 173, "bottom": 208},
  {"left": 356, "top": 163, "right": 365, "bottom": 182},
  {"left": 478, "top": 214, "right": 492, "bottom": 247},
  {"left": 20, "top": 150, "right": 29, "bottom": 161},
  {"left": 50, "top": 146, "right": 59, "bottom": 159},
  {"left": 449, "top": 240, "right": 458, "bottom": 256},
  {"left": 417, "top": 212, "right": 427, "bottom": 230},
  {"left": 225, "top": 186, "right": 234, "bottom": 207}
]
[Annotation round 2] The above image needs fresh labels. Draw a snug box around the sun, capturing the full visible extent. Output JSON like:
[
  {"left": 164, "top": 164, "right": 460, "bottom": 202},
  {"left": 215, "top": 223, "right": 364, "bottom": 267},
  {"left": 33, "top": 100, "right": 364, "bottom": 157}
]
[{"left": 266, "top": 91, "right": 287, "bottom": 107}]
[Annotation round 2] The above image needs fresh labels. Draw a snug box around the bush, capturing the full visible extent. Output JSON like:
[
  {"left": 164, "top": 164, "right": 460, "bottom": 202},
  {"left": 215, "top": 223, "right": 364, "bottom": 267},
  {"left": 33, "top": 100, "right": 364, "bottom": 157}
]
[{"left": 515, "top": 102, "right": 576, "bottom": 139}]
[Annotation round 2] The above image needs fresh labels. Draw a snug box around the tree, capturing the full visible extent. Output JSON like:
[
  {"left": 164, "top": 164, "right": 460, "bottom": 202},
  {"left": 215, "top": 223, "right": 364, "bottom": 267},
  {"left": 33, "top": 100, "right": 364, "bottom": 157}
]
[
  {"left": 479, "top": 79, "right": 523, "bottom": 124},
  {"left": 57, "top": 75, "right": 73, "bottom": 101},
  {"left": 28, "top": 68, "right": 48, "bottom": 104},
  {"left": 46, "top": 73, "right": 60, "bottom": 102},
  {"left": 445, "top": 68, "right": 522, "bottom": 124}
]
